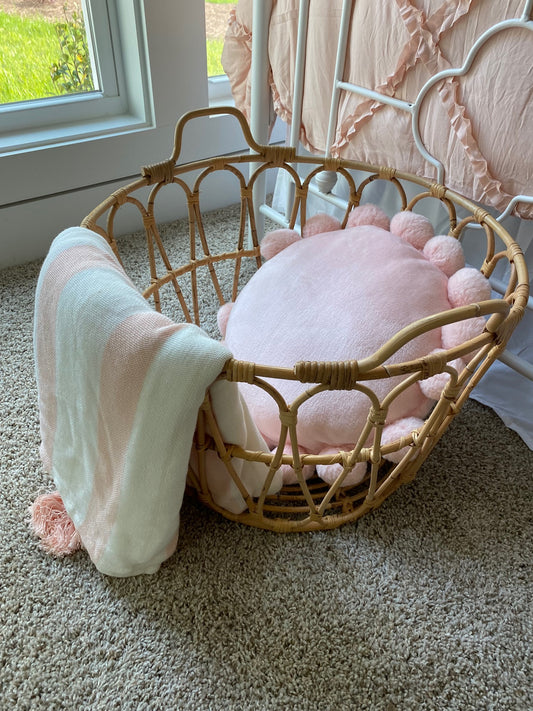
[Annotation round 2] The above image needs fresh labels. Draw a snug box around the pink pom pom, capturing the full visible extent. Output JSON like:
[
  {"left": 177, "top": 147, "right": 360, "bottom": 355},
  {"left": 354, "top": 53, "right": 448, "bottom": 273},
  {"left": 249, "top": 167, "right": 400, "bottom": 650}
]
[
  {"left": 275, "top": 445, "right": 315, "bottom": 485},
  {"left": 419, "top": 350, "right": 466, "bottom": 400},
  {"left": 260, "top": 229, "right": 301, "bottom": 261},
  {"left": 302, "top": 214, "right": 342, "bottom": 238},
  {"left": 29, "top": 491, "right": 82, "bottom": 556},
  {"left": 346, "top": 204, "right": 390, "bottom": 231},
  {"left": 441, "top": 317, "right": 487, "bottom": 361},
  {"left": 217, "top": 301, "right": 233, "bottom": 338},
  {"left": 390, "top": 211, "right": 434, "bottom": 251},
  {"left": 447, "top": 267, "right": 491, "bottom": 308},
  {"left": 381, "top": 417, "right": 424, "bottom": 463},
  {"left": 316, "top": 459, "right": 367, "bottom": 487},
  {"left": 423, "top": 235, "right": 465, "bottom": 277}
]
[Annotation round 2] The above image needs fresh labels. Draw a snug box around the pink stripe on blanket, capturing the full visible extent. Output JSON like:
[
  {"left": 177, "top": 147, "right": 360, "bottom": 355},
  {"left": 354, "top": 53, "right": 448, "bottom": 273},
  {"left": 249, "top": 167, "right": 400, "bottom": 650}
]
[
  {"left": 35, "top": 244, "right": 130, "bottom": 472},
  {"left": 76, "top": 312, "right": 186, "bottom": 561}
]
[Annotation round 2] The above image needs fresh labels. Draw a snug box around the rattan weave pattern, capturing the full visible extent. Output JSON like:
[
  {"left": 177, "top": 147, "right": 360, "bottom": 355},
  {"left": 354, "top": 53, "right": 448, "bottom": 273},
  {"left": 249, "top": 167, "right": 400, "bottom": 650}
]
[{"left": 82, "top": 107, "right": 529, "bottom": 532}]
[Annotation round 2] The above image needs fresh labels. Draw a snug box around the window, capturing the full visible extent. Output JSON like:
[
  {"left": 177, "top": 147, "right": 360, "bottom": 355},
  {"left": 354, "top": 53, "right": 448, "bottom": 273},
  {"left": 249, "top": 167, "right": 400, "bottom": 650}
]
[
  {"left": 0, "top": 1, "right": 97, "bottom": 104},
  {"left": 0, "top": 0, "right": 152, "bottom": 154},
  {"left": 205, "top": 0, "right": 234, "bottom": 105},
  {"left": 0, "top": 1, "right": 254, "bottom": 266}
]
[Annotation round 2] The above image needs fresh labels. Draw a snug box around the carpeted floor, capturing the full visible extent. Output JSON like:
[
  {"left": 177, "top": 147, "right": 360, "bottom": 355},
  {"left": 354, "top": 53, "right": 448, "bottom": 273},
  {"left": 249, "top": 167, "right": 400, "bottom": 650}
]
[{"left": 1, "top": 204, "right": 532, "bottom": 710}]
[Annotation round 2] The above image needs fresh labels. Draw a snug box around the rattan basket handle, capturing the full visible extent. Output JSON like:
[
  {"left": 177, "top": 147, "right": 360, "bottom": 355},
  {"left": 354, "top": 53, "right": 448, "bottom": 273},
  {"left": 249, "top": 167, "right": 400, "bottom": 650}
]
[
  {"left": 293, "top": 299, "right": 510, "bottom": 387},
  {"left": 141, "top": 107, "right": 268, "bottom": 184},
  {"left": 170, "top": 106, "right": 265, "bottom": 163}
]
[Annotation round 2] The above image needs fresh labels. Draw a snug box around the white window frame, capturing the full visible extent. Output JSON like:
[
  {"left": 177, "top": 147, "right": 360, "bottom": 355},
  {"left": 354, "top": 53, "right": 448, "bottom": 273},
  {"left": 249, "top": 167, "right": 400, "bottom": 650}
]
[
  {"left": 0, "top": 0, "right": 152, "bottom": 155},
  {"left": 208, "top": 75, "right": 234, "bottom": 107}
]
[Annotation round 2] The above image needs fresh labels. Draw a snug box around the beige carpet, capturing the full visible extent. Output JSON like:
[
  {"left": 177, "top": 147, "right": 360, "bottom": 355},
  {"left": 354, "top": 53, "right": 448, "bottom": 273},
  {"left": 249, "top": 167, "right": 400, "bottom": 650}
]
[{"left": 1, "top": 204, "right": 532, "bottom": 710}]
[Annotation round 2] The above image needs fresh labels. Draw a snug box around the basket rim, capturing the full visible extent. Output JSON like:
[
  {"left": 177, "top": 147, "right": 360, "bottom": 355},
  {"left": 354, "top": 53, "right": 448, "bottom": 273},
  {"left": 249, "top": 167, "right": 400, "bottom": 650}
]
[
  {"left": 80, "top": 106, "right": 529, "bottom": 388},
  {"left": 77, "top": 106, "right": 531, "bottom": 532}
]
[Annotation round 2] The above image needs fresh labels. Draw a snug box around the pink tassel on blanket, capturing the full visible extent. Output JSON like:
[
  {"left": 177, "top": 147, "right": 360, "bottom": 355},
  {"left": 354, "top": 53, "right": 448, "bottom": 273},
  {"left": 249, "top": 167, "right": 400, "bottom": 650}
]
[{"left": 29, "top": 491, "right": 83, "bottom": 556}]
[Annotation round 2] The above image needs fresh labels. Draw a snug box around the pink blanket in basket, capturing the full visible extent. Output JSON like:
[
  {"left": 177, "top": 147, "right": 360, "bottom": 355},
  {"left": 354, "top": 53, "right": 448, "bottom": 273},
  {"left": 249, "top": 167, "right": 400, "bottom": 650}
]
[{"left": 32, "top": 227, "right": 278, "bottom": 576}]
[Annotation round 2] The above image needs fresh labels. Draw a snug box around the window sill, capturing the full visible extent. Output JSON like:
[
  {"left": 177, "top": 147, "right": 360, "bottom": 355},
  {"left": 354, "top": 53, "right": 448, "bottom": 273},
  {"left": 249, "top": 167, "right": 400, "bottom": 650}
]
[
  {"left": 207, "top": 75, "right": 235, "bottom": 108},
  {"left": 0, "top": 108, "right": 154, "bottom": 157}
]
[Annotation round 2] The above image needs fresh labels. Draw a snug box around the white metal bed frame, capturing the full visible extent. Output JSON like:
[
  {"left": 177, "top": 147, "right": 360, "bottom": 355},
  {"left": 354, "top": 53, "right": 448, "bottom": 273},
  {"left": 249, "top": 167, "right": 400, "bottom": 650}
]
[{"left": 248, "top": 0, "right": 533, "bottom": 382}]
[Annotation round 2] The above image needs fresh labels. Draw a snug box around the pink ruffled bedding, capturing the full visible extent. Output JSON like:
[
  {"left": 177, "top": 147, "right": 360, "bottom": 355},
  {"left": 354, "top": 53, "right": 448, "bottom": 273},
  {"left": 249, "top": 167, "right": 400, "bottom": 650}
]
[{"left": 222, "top": 0, "right": 533, "bottom": 217}]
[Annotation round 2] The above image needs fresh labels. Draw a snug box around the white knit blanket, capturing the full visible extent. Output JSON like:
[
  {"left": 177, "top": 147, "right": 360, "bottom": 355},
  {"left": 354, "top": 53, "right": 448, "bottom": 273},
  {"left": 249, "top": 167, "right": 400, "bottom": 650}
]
[{"left": 34, "top": 228, "right": 280, "bottom": 576}]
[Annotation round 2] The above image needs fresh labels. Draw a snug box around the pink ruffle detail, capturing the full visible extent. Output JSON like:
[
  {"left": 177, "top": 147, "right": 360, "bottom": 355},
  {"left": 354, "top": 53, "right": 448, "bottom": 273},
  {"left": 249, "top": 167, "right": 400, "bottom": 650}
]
[
  {"left": 228, "top": 0, "right": 532, "bottom": 216},
  {"left": 333, "top": 0, "right": 474, "bottom": 155},
  {"left": 29, "top": 491, "right": 83, "bottom": 557},
  {"left": 437, "top": 76, "right": 515, "bottom": 215},
  {"left": 225, "top": 7, "right": 252, "bottom": 42},
  {"left": 221, "top": 7, "right": 254, "bottom": 123},
  {"left": 269, "top": 80, "right": 324, "bottom": 157}
]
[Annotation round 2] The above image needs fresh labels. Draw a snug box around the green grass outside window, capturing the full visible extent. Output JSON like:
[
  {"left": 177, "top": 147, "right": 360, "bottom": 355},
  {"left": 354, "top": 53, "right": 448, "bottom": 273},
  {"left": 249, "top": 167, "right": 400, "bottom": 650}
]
[
  {"left": 0, "top": 11, "right": 64, "bottom": 103},
  {"left": 0, "top": 5, "right": 231, "bottom": 105}
]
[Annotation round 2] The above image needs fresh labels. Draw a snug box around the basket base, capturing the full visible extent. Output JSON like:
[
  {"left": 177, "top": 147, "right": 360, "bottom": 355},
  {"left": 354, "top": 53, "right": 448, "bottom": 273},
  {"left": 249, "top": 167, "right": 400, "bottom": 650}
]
[{"left": 187, "top": 465, "right": 408, "bottom": 533}]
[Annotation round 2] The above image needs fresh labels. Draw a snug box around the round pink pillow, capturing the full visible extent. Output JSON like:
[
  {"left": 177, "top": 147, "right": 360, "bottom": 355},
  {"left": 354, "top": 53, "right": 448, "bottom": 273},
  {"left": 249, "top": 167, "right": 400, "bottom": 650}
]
[{"left": 224, "top": 224, "right": 452, "bottom": 452}]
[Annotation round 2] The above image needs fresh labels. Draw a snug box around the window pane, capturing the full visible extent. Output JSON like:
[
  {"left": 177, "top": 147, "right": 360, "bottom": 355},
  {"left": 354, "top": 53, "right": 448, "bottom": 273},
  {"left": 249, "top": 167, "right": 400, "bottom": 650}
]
[
  {"left": 0, "top": 0, "right": 96, "bottom": 105},
  {"left": 205, "top": 0, "right": 234, "bottom": 78}
]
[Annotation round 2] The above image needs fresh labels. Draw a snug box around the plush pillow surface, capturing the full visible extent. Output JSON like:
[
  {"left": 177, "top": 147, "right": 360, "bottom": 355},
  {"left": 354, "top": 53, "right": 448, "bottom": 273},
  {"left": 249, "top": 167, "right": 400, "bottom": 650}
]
[{"left": 224, "top": 225, "right": 451, "bottom": 451}]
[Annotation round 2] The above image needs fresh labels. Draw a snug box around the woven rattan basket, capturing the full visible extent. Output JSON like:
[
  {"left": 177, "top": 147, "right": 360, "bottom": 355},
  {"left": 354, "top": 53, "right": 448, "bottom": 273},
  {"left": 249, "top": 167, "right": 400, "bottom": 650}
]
[{"left": 82, "top": 107, "right": 529, "bottom": 532}]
